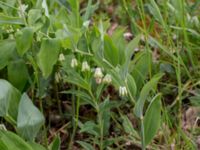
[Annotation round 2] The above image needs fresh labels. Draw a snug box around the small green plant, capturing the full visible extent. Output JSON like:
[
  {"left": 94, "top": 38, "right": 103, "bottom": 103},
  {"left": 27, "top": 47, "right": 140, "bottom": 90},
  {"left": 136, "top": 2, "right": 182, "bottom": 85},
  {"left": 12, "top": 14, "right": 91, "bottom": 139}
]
[{"left": 0, "top": 0, "right": 199, "bottom": 149}]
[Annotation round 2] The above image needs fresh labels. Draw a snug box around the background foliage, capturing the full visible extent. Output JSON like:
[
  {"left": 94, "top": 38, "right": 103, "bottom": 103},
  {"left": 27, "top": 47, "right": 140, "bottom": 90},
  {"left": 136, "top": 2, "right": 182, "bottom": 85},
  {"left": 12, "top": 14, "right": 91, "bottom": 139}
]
[{"left": 0, "top": 0, "right": 200, "bottom": 149}]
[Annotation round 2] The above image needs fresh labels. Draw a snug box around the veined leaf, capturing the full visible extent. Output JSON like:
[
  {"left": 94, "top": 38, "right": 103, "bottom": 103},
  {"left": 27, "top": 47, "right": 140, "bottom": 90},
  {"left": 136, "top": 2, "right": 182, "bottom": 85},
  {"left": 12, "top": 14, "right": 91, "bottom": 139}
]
[
  {"left": 0, "top": 79, "right": 21, "bottom": 121},
  {"left": 122, "top": 115, "right": 139, "bottom": 138},
  {"left": 28, "top": 9, "right": 42, "bottom": 25},
  {"left": 62, "top": 90, "right": 95, "bottom": 107},
  {"left": 64, "top": 71, "right": 90, "bottom": 91},
  {"left": 127, "top": 74, "right": 137, "bottom": 99},
  {"left": 0, "top": 14, "right": 24, "bottom": 25},
  {"left": 0, "top": 130, "right": 33, "bottom": 150},
  {"left": 37, "top": 38, "right": 60, "bottom": 78},
  {"left": 28, "top": 142, "right": 47, "bottom": 150},
  {"left": 148, "top": 0, "right": 165, "bottom": 28},
  {"left": 104, "top": 35, "right": 119, "bottom": 66},
  {"left": 83, "top": 0, "right": 99, "bottom": 22},
  {"left": 17, "top": 93, "right": 45, "bottom": 141},
  {"left": 80, "top": 121, "right": 100, "bottom": 137},
  {"left": 7, "top": 59, "right": 29, "bottom": 91},
  {"left": 77, "top": 141, "right": 94, "bottom": 150},
  {"left": 99, "top": 98, "right": 111, "bottom": 136},
  {"left": 16, "top": 27, "right": 34, "bottom": 56},
  {"left": 0, "top": 40, "right": 16, "bottom": 70},
  {"left": 125, "top": 34, "right": 141, "bottom": 63},
  {"left": 144, "top": 94, "right": 162, "bottom": 146},
  {"left": 134, "top": 73, "right": 163, "bottom": 118},
  {"left": 131, "top": 51, "right": 152, "bottom": 91},
  {"left": 49, "top": 136, "right": 61, "bottom": 150}
]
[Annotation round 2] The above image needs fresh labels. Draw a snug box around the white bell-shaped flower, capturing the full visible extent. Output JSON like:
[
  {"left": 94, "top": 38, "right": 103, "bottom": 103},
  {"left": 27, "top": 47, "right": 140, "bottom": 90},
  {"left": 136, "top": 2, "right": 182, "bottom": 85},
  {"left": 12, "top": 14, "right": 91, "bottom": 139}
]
[
  {"left": 81, "top": 61, "right": 90, "bottom": 72},
  {"left": 119, "top": 86, "right": 128, "bottom": 96},
  {"left": 94, "top": 67, "right": 103, "bottom": 78},
  {"left": 59, "top": 53, "right": 65, "bottom": 61},
  {"left": 71, "top": 58, "right": 78, "bottom": 68}
]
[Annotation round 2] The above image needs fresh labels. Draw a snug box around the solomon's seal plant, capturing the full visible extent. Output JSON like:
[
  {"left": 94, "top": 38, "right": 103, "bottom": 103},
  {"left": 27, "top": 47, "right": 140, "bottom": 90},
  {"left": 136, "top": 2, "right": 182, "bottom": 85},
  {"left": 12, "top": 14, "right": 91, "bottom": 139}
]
[{"left": 0, "top": 0, "right": 199, "bottom": 149}]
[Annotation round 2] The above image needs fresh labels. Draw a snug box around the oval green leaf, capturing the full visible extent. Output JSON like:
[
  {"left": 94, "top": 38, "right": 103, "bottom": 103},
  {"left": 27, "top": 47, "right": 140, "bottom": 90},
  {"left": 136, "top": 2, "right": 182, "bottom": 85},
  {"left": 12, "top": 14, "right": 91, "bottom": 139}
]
[
  {"left": 144, "top": 94, "right": 162, "bottom": 146},
  {"left": 37, "top": 38, "right": 60, "bottom": 78},
  {"left": 17, "top": 93, "right": 45, "bottom": 141}
]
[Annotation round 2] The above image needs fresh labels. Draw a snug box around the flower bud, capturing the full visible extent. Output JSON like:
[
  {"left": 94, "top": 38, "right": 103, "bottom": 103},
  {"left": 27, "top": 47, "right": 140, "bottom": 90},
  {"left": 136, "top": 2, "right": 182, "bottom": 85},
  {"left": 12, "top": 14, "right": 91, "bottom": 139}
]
[
  {"left": 93, "top": 68, "right": 103, "bottom": 84},
  {"left": 119, "top": 86, "right": 128, "bottom": 96},
  {"left": 71, "top": 58, "right": 78, "bottom": 68},
  {"left": 81, "top": 61, "right": 90, "bottom": 72},
  {"left": 94, "top": 67, "right": 103, "bottom": 78},
  {"left": 59, "top": 53, "right": 65, "bottom": 61},
  {"left": 103, "top": 74, "right": 112, "bottom": 84}
]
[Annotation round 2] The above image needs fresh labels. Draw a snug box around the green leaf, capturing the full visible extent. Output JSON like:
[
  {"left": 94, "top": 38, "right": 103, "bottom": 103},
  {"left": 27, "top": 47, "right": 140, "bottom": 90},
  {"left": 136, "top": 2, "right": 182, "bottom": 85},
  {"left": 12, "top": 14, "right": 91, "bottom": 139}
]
[
  {"left": 122, "top": 115, "right": 139, "bottom": 138},
  {"left": 190, "top": 96, "right": 200, "bottom": 106},
  {"left": 28, "top": 142, "right": 47, "bottom": 150},
  {"left": 67, "top": 0, "right": 79, "bottom": 14},
  {"left": 28, "top": 9, "right": 42, "bottom": 25},
  {"left": 16, "top": 27, "right": 34, "bottom": 56},
  {"left": 0, "top": 40, "right": 16, "bottom": 70},
  {"left": 83, "top": 0, "right": 99, "bottom": 22},
  {"left": 148, "top": 0, "right": 165, "bottom": 28},
  {"left": 131, "top": 51, "right": 152, "bottom": 91},
  {"left": 134, "top": 73, "right": 163, "bottom": 118},
  {"left": 0, "top": 79, "right": 21, "bottom": 121},
  {"left": 99, "top": 98, "right": 111, "bottom": 136},
  {"left": 64, "top": 71, "right": 90, "bottom": 91},
  {"left": 77, "top": 141, "right": 94, "bottom": 150},
  {"left": 49, "top": 136, "right": 61, "bottom": 150},
  {"left": 109, "top": 67, "right": 124, "bottom": 87},
  {"left": 125, "top": 34, "right": 141, "bottom": 63},
  {"left": 41, "top": 0, "right": 49, "bottom": 17},
  {"left": 0, "top": 14, "right": 24, "bottom": 25},
  {"left": 17, "top": 93, "right": 45, "bottom": 141},
  {"left": 111, "top": 27, "right": 126, "bottom": 64},
  {"left": 144, "top": 94, "right": 162, "bottom": 146},
  {"left": 80, "top": 121, "right": 100, "bottom": 137},
  {"left": 127, "top": 74, "right": 137, "bottom": 99},
  {"left": 0, "top": 137, "right": 8, "bottom": 150},
  {"left": 56, "top": 26, "right": 81, "bottom": 49},
  {"left": 0, "top": 130, "right": 33, "bottom": 150},
  {"left": 104, "top": 35, "right": 119, "bottom": 66},
  {"left": 37, "top": 38, "right": 60, "bottom": 78},
  {"left": 62, "top": 90, "right": 95, "bottom": 107},
  {"left": 7, "top": 59, "right": 29, "bottom": 91}
]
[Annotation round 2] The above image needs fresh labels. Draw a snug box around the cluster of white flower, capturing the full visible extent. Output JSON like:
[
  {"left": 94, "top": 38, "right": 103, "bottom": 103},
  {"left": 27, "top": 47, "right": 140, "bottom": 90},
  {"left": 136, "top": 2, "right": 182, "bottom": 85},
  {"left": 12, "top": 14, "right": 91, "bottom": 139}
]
[
  {"left": 69, "top": 59, "right": 126, "bottom": 97},
  {"left": 93, "top": 67, "right": 112, "bottom": 84}
]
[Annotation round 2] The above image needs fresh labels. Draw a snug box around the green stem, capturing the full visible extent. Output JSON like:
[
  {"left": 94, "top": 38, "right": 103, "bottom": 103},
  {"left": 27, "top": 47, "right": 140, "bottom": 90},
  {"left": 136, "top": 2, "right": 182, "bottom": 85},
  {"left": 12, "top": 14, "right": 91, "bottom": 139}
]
[
  {"left": 97, "top": 108, "right": 104, "bottom": 150},
  {"left": 141, "top": 116, "right": 146, "bottom": 150},
  {"left": 5, "top": 115, "right": 17, "bottom": 127},
  {"left": 75, "top": 87, "right": 80, "bottom": 130},
  {"left": 69, "top": 85, "right": 76, "bottom": 149},
  {"left": 55, "top": 81, "right": 62, "bottom": 115},
  {"left": 39, "top": 99, "right": 48, "bottom": 148}
]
